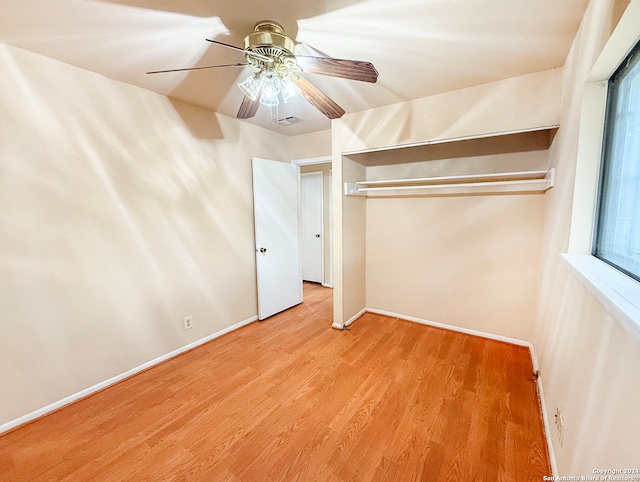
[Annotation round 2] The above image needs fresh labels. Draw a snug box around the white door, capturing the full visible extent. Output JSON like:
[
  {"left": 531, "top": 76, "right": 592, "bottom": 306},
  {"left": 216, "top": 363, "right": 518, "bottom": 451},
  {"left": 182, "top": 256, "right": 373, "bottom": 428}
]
[
  {"left": 300, "top": 172, "right": 324, "bottom": 283},
  {"left": 252, "top": 158, "right": 302, "bottom": 320}
]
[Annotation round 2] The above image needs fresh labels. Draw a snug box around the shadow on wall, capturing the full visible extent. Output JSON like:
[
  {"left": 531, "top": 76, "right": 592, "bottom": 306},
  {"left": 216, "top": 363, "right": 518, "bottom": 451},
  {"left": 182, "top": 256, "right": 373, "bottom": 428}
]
[{"left": 169, "top": 99, "right": 224, "bottom": 140}]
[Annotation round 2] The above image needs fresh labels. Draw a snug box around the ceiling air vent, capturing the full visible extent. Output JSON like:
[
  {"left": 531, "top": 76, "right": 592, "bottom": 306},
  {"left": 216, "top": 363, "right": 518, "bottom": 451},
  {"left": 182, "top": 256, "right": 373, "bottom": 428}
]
[{"left": 274, "top": 115, "right": 302, "bottom": 126}]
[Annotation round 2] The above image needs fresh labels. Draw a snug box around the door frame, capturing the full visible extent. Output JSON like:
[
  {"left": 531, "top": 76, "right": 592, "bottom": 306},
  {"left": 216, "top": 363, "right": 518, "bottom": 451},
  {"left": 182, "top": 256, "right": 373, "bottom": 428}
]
[{"left": 293, "top": 156, "right": 333, "bottom": 288}]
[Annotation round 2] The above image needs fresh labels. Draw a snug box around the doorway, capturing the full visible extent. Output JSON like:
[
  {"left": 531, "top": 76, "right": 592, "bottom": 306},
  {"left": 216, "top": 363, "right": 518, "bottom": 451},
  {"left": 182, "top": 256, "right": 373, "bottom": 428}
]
[
  {"left": 298, "top": 161, "right": 333, "bottom": 289},
  {"left": 300, "top": 172, "right": 324, "bottom": 284}
]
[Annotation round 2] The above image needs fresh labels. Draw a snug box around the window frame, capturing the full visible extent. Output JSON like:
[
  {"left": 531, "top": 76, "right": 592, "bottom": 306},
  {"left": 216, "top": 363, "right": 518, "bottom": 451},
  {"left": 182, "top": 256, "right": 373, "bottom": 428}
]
[{"left": 593, "top": 39, "right": 640, "bottom": 283}]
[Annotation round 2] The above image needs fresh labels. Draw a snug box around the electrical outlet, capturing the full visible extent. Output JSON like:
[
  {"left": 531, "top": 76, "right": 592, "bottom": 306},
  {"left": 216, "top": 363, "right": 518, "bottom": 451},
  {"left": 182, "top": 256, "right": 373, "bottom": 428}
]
[
  {"left": 554, "top": 405, "right": 564, "bottom": 447},
  {"left": 183, "top": 315, "right": 193, "bottom": 330}
]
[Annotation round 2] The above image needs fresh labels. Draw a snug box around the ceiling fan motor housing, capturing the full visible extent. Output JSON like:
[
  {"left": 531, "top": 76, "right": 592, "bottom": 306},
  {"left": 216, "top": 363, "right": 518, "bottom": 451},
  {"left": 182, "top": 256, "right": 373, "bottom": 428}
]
[{"left": 244, "top": 20, "right": 296, "bottom": 64}]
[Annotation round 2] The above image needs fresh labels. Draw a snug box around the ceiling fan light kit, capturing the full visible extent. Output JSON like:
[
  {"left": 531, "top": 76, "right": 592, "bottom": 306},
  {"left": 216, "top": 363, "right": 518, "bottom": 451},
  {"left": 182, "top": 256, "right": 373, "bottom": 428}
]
[
  {"left": 238, "top": 69, "right": 300, "bottom": 107},
  {"left": 237, "top": 23, "right": 302, "bottom": 109},
  {"left": 147, "top": 20, "right": 378, "bottom": 120}
]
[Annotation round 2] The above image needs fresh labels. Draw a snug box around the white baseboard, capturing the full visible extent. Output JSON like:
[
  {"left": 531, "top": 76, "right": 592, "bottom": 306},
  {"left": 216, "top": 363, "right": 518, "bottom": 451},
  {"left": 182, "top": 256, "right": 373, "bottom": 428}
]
[
  {"left": 367, "top": 308, "right": 531, "bottom": 347},
  {"left": 345, "top": 308, "right": 367, "bottom": 327},
  {"left": 0, "top": 315, "right": 258, "bottom": 435},
  {"left": 537, "top": 377, "right": 558, "bottom": 477},
  {"left": 331, "top": 307, "right": 367, "bottom": 330},
  {"left": 335, "top": 307, "right": 531, "bottom": 346},
  {"left": 322, "top": 283, "right": 333, "bottom": 288},
  {"left": 529, "top": 345, "right": 557, "bottom": 478},
  {"left": 529, "top": 345, "right": 540, "bottom": 374}
]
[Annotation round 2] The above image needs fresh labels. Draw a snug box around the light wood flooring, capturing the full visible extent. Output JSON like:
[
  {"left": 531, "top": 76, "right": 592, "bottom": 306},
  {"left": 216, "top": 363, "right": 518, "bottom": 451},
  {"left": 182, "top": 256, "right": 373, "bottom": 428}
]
[{"left": 0, "top": 282, "right": 551, "bottom": 481}]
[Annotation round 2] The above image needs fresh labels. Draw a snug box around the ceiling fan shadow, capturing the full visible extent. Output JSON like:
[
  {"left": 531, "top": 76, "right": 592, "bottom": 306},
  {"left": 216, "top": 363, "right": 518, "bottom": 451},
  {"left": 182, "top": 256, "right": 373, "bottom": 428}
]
[{"left": 168, "top": 98, "right": 225, "bottom": 140}]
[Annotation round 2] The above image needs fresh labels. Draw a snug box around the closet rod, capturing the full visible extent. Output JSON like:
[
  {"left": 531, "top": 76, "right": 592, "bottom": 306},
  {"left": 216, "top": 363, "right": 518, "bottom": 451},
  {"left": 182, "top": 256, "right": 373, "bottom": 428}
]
[
  {"left": 344, "top": 168, "right": 555, "bottom": 195},
  {"left": 356, "top": 169, "right": 549, "bottom": 186},
  {"left": 356, "top": 178, "right": 547, "bottom": 192}
]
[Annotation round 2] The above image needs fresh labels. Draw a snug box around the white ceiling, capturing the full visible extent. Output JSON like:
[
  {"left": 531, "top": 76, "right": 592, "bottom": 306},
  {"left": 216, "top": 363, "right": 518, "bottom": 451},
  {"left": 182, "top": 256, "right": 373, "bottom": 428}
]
[{"left": 0, "top": 0, "right": 588, "bottom": 136}]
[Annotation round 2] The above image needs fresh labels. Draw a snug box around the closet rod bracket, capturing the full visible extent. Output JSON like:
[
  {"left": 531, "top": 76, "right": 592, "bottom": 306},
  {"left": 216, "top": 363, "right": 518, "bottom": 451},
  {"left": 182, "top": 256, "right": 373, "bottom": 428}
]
[{"left": 344, "top": 182, "right": 366, "bottom": 196}]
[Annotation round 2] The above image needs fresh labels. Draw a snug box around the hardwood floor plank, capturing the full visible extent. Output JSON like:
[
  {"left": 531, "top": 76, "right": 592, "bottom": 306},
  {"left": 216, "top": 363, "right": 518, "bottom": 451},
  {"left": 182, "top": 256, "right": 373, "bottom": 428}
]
[{"left": 0, "top": 282, "right": 551, "bottom": 480}]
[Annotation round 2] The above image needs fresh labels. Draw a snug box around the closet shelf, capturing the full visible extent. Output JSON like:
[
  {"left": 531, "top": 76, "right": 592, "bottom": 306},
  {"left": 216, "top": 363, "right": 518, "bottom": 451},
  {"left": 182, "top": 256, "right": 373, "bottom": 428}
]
[{"left": 344, "top": 168, "right": 555, "bottom": 196}]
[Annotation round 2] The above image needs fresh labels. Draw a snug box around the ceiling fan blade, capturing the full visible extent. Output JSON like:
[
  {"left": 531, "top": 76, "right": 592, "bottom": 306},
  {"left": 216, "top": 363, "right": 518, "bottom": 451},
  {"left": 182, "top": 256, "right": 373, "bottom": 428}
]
[
  {"left": 237, "top": 93, "right": 262, "bottom": 119},
  {"left": 146, "top": 63, "right": 247, "bottom": 74},
  {"left": 296, "top": 56, "right": 378, "bottom": 83},
  {"left": 206, "top": 39, "right": 273, "bottom": 64},
  {"left": 294, "top": 77, "right": 345, "bottom": 119}
]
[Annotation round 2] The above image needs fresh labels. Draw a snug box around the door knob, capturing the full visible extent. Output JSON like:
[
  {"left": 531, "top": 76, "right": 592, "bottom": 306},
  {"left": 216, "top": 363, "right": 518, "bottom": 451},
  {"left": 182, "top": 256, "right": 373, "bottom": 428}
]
[
  {"left": 315, "top": 234, "right": 321, "bottom": 238},
  {"left": 259, "top": 247, "right": 267, "bottom": 253}
]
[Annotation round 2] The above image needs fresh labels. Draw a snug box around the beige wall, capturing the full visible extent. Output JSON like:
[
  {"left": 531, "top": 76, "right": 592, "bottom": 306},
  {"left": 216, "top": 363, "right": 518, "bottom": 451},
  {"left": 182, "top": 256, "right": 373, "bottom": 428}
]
[
  {"left": 533, "top": 0, "right": 640, "bottom": 473},
  {"left": 339, "top": 68, "right": 562, "bottom": 153},
  {"left": 366, "top": 194, "right": 545, "bottom": 340},
  {"left": 290, "top": 130, "right": 331, "bottom": 160},
  {"left": 0, "top": 44, "right": 309, "bottom": 427}
]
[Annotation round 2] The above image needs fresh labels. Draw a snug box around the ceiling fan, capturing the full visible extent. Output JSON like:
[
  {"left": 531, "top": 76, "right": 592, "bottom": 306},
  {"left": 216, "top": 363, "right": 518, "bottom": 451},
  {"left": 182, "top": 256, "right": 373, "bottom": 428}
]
[{"left": 147, "top": 20, "right": 378, "bottom": 120}]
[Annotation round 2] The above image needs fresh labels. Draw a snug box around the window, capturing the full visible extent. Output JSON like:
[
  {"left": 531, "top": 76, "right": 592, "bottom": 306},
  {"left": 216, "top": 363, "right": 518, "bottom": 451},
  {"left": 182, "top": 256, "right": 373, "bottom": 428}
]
[
  {"left": 594, "top": 40, "right": 640, "bottom": 282},
  {"left": 563, "top": 4, "right": 640, "bottom": 343}
]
